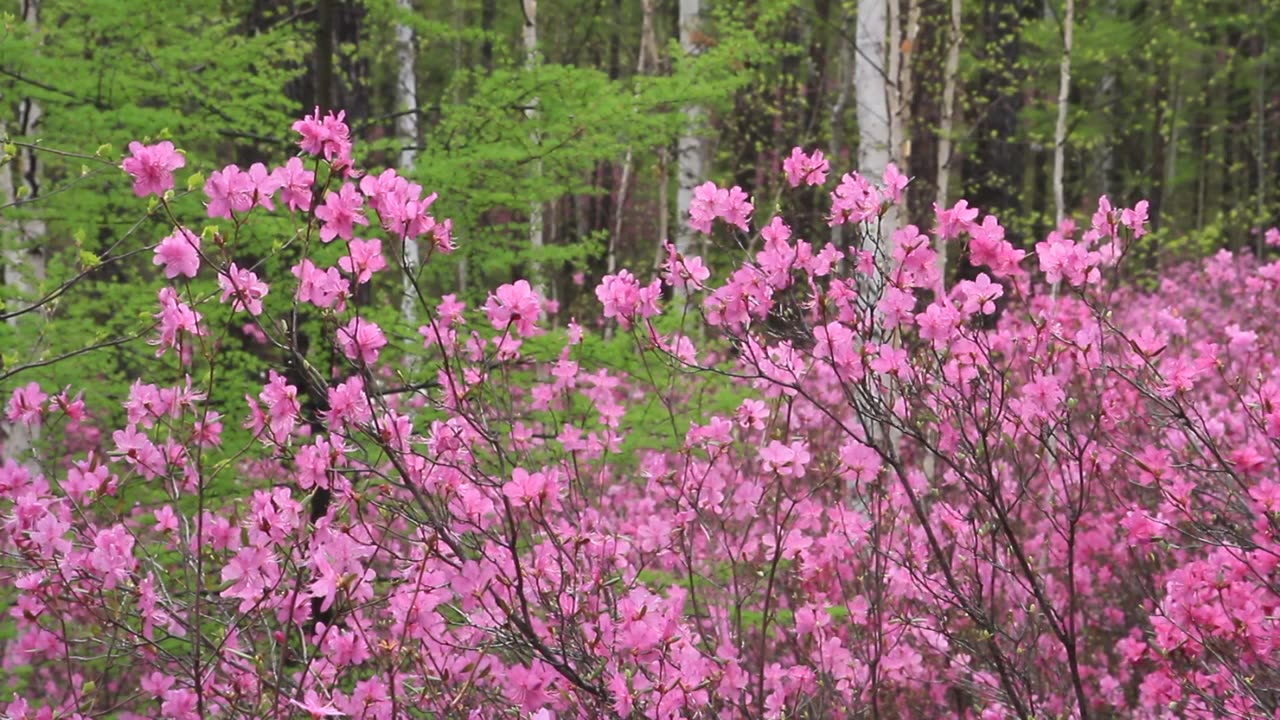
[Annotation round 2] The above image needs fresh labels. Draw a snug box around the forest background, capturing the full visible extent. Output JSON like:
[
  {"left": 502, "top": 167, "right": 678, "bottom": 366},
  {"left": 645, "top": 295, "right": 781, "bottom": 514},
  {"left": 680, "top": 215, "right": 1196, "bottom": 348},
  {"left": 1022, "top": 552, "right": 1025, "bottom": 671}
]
[{"left": 1, "top": 0, "right": 1275, "bottom": 423}]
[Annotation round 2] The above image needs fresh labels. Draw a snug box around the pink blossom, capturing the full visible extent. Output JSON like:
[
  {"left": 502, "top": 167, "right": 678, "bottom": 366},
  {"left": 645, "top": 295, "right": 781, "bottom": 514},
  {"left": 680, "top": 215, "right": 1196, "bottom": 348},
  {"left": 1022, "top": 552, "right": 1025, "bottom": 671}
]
[
  {"left": 660, "top": 240, "right": 711, "bottom": 292},
  {"left": 153, "top": 227, "right": 201, "bottom": 279},
  {"left": 122, "top": 140, "right": 185, "bottom": 197},
  {"left": 152, "top": 287, "right": 205, "bottom": 359},
  {"left": 689, "top": 181, "right": 753, "bottom": 233},
  {"left": 5, "top": 382, "right": 46, "bottom": 426},
  {"left": 782, "top": 147, "right": 830, "bottom": 187},
  {"left": 338, "top": 238, "right": 386, "bottom": 284},
  {"left": 957, "top": 273, "right": 1004, "bottom": 316},
  {"left": 316, "top": 183, "right": 369, "bottom": 243},
  {"left": 882, "top": 162, "right": 909, "bottom": 203},
  {"left": 504, "top": 467, "right": 555, "bottom": 507},
  {"left": 292, "top": 106, "right": 353, "bottom": 167},
  {"left": 596, "top": 270, "right": 662, "bottom": 329},
  {"left": 484, "top": 279, "right": 542, "bottom": 337},
  {"left": 336, "top": 317, "right": 388, "bottom": 364},
  {"left": 204, "top": 164, "right": 255, "bottom": 219},
  {"left": 245, "top": 161, "right": 281, "bottom": 211},
  {"left": 273, "top": 156, "right": 315, "bottom": 212},
  {"left": 292, "top": 259, "right": 350, "bottom": 311},
  {"left": 934, "top": 199, "right": 979, "bottom": 240},
  {"left": 217, "top": 262, "right": 269, "bottom": 316},
  {"left": 830, "top": 171, "right": 882, "bottom": 225}
]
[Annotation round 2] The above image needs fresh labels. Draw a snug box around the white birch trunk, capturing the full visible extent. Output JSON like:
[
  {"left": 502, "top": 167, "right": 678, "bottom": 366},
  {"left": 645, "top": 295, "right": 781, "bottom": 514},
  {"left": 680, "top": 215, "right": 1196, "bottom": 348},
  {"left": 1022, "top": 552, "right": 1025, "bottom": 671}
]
[
  {"left": 523, "top": 0, "right": 545, "bottom": 294},
  {"left": 855, "top": 0, "right": 895, "bottom": 268},
  {"left": 1052, "top": 0, "right": 1074, "bottom": 224},
  {"left": 830, "top": 9, "right": 853, "bottom": 249},
  {"left": 854, "top": 0, "right": 903, "bottom": 461},
  {"left": 674, "top": 0, "right": 707, "bottom": 263},
  {"left": 394, "top": 0, "right": 420, "bottom": 324},
  {"left": 2, "top": 0, "right": 46, "bottom": 468},
  {"left": 935, "top": 0, "right": 962, "bottom": 277}
]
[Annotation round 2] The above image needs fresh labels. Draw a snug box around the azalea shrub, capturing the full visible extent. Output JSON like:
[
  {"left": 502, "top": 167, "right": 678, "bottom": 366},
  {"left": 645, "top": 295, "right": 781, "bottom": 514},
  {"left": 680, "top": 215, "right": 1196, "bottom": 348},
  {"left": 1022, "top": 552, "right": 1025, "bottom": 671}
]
[{"left": 1, "top": 112, "right": 1278, "bottom": 720}]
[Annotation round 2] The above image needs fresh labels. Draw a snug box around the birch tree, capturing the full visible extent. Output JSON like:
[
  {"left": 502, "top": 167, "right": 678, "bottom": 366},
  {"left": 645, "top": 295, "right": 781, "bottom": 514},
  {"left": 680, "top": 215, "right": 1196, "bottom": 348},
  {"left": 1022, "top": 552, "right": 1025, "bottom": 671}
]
[
  {"left": 1, "top": 0, "right": 46, "bottom": 468},
  {"left": 675, "top": 0, "right": 707, "bottom": 263},
  {"left": 1053, "top": 0, "right": 1074, "bottom": 224},
  {"left": 935, "top": 0, "right": 962, "bottom": 276},
  {"left": 523, "top": 0, "right": 545, "bottom": 294},
  {"left": 855, "top": 0, "right": 895, "bottom": 254},
  {"left": 395, "top": 0, "right": 420, "bottom": 324}
]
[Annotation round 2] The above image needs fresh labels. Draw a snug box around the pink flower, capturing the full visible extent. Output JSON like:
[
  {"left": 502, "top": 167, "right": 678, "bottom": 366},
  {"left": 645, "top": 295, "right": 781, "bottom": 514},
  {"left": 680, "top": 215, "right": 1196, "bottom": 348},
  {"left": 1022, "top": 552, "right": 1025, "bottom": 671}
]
[
  {"left": 660, "top": 240, "right": 711, "bottom": 292},
  {"left": 153, "top": 227, "right": 202, "bottom": 279},
  {"left": 689, "top": 181, "right": 753, "bottom": 233},
  {"left": 336, "top": 317, "right": 387, "bottom": 364},
  {"left": 325, "top": 376, "right": 372, "bottom": 431},
  {"left": 595, "top": 270, "right": 662, "bottom": 329},
  {"left": 122, "top": 141, "right": 185, "bottom": 197},
  {"left": 957, "top": 273, "right": 1004, "bottom": 316},
  {"left": 245, "top": 162, "right": 281, "bottom": 211},
  {"left": 5, "top": 382, "right": 46, "bottom": 426},
  {"left": 292, "top": 259, "right": 350, "bottom": 311},
  {"left": 153, "top": 505, "right": 179, "bottom": 533},
  {"left": 916, "top": 302, "right": 959, "bottom": 348},
  {"left": 89, "top": 525, "right": 137, "bottom": 590},
  {"left": 1121, "top": 200, "right": 1149, "bottom": 238},
  {"left": 882, "top": 162, "right": 909, "bottom": 203},
  {"left": 259, "top": 370, "right": 300, "bottom": 439},
  {"left": 484, "top": 279, "right": 542, "bottom": 337},
  {"left": 338, "top": 238, "right": 386, "bottom": 284},
  {"left": 289, "top": 689, "right": 344, "bottom": 718},
  {"left": 782, "top": 147, "right": 830, "bottom": 187},
  {"left": 217, "top": 263, "right": 269, "bottom": 316},
  {"left": 152, "top": 287, "right": 205, "bottom": 359},
  {"left": 759, "top": 440, "right": 811, "bottom": 477},
  {"left": 273, "top": 156, "right": 315, "bottom": 212},
  {"left": 292, "top": 106, "right": 353, "bottom": 167},
  {"left": 830, "top": 172, "right": 882, "bottom": 225},
  {"left": 504, "top": 467, "right": 554, "bottom": 507},
  {"left": 204, "top": 164, "right": 255, "bottom": 219},
  {"left": 839, "top": 440, "right": 881, "bottom": 483},
  {"left": 316, "top": 183, "right": 369, "bottom": 243},
  {"left": 934, "top": 199, "right": 979, "bottom": 240}
]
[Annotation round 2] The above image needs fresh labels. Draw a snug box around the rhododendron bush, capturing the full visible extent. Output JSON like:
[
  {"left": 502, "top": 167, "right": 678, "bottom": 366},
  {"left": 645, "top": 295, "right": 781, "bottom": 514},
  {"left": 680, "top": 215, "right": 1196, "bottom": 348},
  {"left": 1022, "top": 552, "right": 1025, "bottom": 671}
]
[{"left": 2, "top": 113, "right": 1279, "bottom": 720}]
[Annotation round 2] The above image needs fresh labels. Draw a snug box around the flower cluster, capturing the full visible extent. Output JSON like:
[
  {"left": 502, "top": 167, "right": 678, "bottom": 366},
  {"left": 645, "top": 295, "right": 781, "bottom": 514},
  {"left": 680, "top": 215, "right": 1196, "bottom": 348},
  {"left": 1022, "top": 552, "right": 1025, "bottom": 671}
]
[{"left": 3, "top": 125, "right": 1277, "bottom": 720}]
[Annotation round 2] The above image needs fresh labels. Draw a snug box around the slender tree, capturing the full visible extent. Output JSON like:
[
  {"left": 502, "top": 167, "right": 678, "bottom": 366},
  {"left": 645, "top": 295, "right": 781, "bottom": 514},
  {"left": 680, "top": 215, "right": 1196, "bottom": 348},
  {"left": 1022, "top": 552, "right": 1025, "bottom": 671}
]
[
  {"left": 1, "top": 0, "right": 45, "bottom": 469},
  {"left": 675, "top": 0, "right": 708, "bottom": 263},
  {"left": 855, "top": 0, "right": 894, "bottom": 248},
  {"left": 395, "top": 0, "right": 421, "bottom": 324},
  {"left": 1053, "top": 0, "right": 1074, "bottom": 224},
  {"left": 935, "top": 0, "right": 961, "bottom": 276},
  {"left": 523, "top": 0, "right": 545, "bottom": 293}
]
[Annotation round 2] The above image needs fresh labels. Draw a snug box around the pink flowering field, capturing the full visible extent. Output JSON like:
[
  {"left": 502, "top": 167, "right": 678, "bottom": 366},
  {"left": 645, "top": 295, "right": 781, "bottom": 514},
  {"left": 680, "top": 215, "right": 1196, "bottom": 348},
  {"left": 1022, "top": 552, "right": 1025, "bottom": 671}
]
[{"left": 2, "top": 112, "right": 1280, "bottom": 720}]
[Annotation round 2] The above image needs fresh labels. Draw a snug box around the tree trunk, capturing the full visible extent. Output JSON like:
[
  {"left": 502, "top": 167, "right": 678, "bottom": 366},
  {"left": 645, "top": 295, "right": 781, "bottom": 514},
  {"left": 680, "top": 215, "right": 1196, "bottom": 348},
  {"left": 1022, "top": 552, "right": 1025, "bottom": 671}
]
[
  {"left": 2, "top": 0, "right": 46, "bottom": 469},
  {"left": 395, "top": 0, "right": 420, "bottom": 324},
  {"left": 935, "top": 0, "right": 961, "bottom": 278},
  {"left": 523, "top": 0, "right": 546, "bottom": 294},
  {"left": 964, "top": 0, "right": 1034, "bottom": 245},
  {"left": 856, "top": 0, "right": 895, "bottom": 254},
  {"left": 674, "top": 0, "right": 708, "bottom": 265},
  {"left": 1052, "top": 0, "right": 1074, "bottom": 224},
  {"left": 830, "top": 7, "right": 852, "bottom": 248}
]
